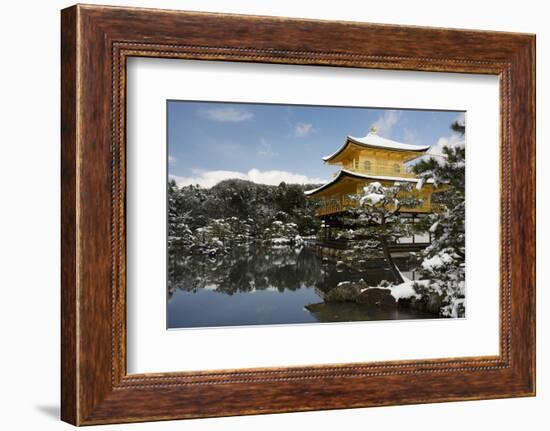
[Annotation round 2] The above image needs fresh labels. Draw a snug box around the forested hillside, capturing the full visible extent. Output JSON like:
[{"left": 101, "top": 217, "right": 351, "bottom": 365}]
[{"left": 168, "top": 179, "right": 322, "bottom": 254}]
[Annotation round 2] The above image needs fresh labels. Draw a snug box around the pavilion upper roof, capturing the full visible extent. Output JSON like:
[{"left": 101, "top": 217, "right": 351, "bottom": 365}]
[{"left": 322, "top": 130, "right": 430, "bottom": 162}]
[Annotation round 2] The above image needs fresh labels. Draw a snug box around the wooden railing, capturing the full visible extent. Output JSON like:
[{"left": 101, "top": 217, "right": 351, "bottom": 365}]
[
  {"left": 316, "top": 199, "right": 357, "bottom": 216},
  {"left": 341, "top": 163, "right": 417, "bottom": 178},
  {"left": 316, "top": 199, "right": 445, "bottom": 216}
]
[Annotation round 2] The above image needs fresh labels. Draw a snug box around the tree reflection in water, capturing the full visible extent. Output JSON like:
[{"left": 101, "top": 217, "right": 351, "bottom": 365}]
[
  {"left": 168, "top": 245, "right": 325, "bottom": 297},
  {"left": 167, "top": 244, "right": 435, "bottom": 328},
  {"left": 169, "top": 243, "right": 414, "bottom": 296}
]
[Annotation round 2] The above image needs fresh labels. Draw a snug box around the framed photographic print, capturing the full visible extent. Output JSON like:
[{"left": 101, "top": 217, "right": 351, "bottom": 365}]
[
  {"left": 61, "top": 4, "right": 535, "bottom": 425},
  {"left": 164, "top": 101, "right": 464, "bottom": 330}
]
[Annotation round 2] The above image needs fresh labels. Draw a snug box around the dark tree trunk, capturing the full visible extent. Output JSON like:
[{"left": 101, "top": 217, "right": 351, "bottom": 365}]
[{"left": 380, "top": 237, "right": 404, "bottom": 284}]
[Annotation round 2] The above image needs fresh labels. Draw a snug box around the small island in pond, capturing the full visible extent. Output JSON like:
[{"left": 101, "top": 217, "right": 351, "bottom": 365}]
[{"left": 167, "top": 101, "right": 466, "bottom": 328}]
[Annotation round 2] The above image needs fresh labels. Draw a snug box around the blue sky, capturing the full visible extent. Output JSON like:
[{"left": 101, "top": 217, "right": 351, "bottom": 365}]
[{"left": 168, "top": 100, "right": 464, "bottom": 187}]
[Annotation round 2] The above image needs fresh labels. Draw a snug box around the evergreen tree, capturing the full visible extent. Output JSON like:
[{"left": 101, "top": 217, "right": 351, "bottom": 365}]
[
  {"left": 167, "top": 180, "right": 195, "bottom": 250},
  {"left": 167, "top": 178, "right": 322, "bottom": 255},
  {"left": 338, "top": 181, "right": 422, "bottom": 283},
  {"left": 450, "top": 120, "right": 466, "bottom": 136},
  {"left": 412, "top": 122, "right": 466, "bottom": 317}
]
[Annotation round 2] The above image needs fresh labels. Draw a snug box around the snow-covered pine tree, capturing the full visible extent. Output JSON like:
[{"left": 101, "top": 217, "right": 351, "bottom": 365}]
[
  {"left": 167, "top": 180, "right": 195, "bottom": 251},
  {"left": 338, "top": 181, "right": 422, "bottom": 284},
  {"left": 412, "top": 126, "right": 466, "bottom": 317}
]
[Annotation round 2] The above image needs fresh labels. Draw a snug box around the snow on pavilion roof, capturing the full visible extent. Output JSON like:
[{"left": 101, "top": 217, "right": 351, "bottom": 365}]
[
  {"left": 304, "top": 169, "right": 434, "bottom": 197},
  {"left": 322, "top": 131, "right": 430, "bottom": 162}
]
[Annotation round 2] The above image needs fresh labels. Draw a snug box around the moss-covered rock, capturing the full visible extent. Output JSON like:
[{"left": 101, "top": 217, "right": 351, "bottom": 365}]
[
  {"left": 324, "top": 284, "right": 397, "bottom": 309},
  {"left": 324, "top": 284, "right": 362, "bottom": 302},
  {"left": 400, "top": 293, "right": 446, "bottom": 315},
  {"left": 304, "top": 302, "right": 325, "bottom": 313},
  {"left": 321, "top": 282, "right": 443, "bottom": 315},
  {"left": 357, "top": 288, "right": 396, "bottom": 308}
]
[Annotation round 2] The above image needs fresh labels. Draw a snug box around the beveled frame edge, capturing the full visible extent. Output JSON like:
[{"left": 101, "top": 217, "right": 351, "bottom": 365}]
[{"left": 61, "top": 4, "right": 535, "bottom": 425}]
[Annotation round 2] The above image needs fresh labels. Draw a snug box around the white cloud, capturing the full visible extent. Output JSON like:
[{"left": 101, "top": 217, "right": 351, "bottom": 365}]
[
  {"left": 170, "top": 168, "right": 325, "bottom": 188},
  {"left": 370, "top": 110, "right": 401, "bottom": 137},
  {"left": 294, "top": 122, "right": 314, "bottom": 137},
  {"left": 197, "top": 107, "right": 253, "bottom": 122},
  {"left": 257, "top": 138, "right": 279, "bottom": 158},
  {"left": 422, "top": 112, "right": 465, "bottom": 158},
  {"left": 168, "top": 155, "right": 176, "bottom": 164},
  {"left": 428, "top": 133, "right": 465, "bottom": 157}
]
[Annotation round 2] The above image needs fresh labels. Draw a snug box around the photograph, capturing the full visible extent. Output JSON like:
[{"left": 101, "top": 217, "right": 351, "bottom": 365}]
[{"left": 166, "top": 101, "right": 466, "bottom": 329}]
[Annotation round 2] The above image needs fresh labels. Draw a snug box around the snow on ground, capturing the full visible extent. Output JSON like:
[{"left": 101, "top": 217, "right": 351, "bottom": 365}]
[
  {"left": 382, "top": 266, "right": 422, "bottom": 300},
  {"left": 388, "top": 281, "right": 421, "bottom": 300}
]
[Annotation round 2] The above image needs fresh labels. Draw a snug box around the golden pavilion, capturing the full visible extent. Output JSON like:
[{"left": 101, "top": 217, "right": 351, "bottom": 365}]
[{"left": 305, "top": 128, "right": 443, "bottom": 220}]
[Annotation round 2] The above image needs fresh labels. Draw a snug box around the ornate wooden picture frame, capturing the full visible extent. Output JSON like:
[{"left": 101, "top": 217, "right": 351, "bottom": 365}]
[{"left": 61, "top": 4, "right": 535, "bottom": 425}]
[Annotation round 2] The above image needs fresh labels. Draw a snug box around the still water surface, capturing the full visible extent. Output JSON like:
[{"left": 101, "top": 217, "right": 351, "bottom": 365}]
[{"left": 168, "top": 245, "right": 434, "bottom": 328}]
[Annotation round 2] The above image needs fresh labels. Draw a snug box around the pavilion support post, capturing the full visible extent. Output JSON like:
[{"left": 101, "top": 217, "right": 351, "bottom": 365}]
[{"left": 412, "top": 214, "right": 416, "bottom": 244}]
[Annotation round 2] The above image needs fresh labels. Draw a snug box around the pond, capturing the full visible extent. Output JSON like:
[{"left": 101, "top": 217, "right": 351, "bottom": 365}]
[{"left": 167, "top": 244, "right": 435, "bottom": 329}]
